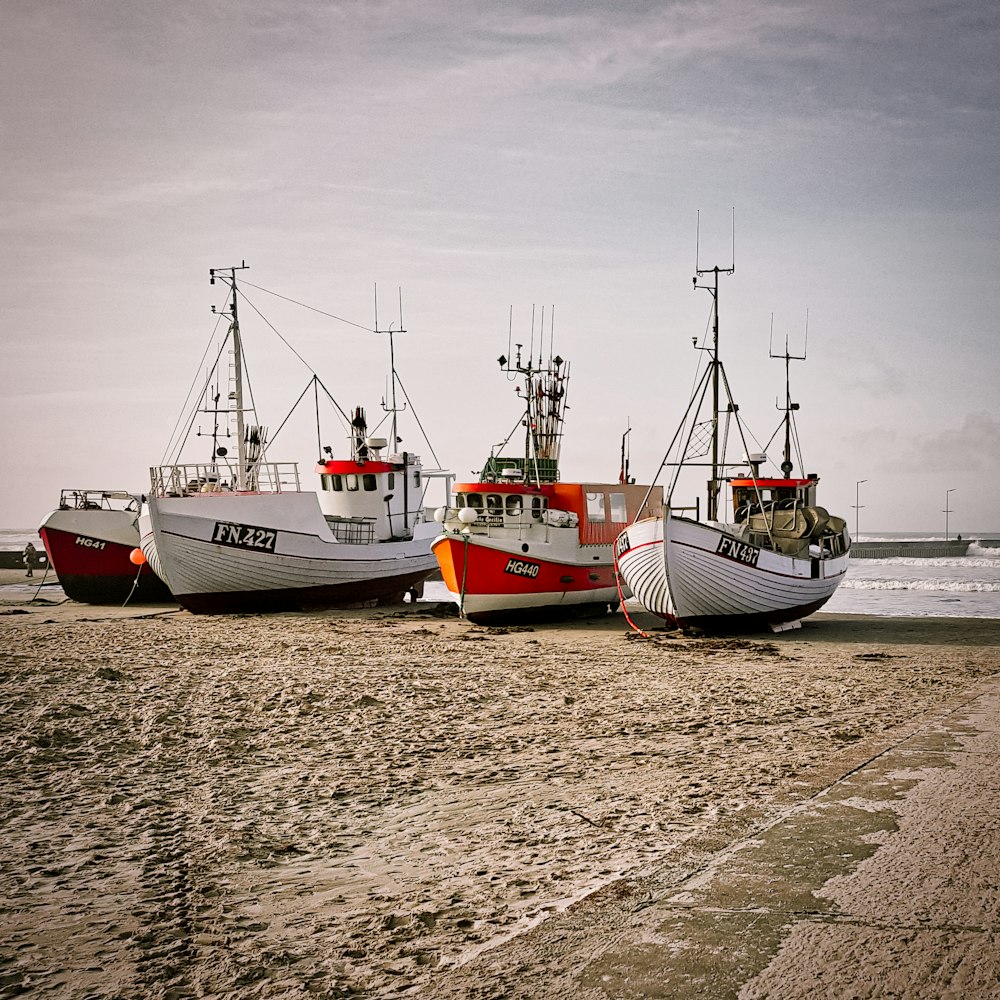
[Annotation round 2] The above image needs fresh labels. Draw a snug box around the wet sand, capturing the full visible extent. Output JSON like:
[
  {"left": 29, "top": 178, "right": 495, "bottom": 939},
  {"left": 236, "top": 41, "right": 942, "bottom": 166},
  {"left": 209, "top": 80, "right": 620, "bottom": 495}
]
[{"left": 1, "top": 590, "right": 998, "bottom": 998}]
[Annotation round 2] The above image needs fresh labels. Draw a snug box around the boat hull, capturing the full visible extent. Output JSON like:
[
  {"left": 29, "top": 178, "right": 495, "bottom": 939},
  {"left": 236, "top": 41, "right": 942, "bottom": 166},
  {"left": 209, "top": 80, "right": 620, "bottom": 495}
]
[
  {"left": 432, "top": 532, "right": 619, "bottom": 624},
  {"left": 39, "top": 508, "right": 172, "bottom": 604},
  {"left": 616, "top": 513, "right": 849, "bottom": 631},
  {"left": 142, "top": 491, "right": 438, "bottom": 614}
]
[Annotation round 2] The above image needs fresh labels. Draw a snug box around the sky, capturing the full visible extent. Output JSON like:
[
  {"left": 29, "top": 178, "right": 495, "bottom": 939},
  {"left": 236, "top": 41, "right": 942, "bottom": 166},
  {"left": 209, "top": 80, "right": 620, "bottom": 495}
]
[{"left": 2, "top": 0, "right": 998, "bottom": 534}]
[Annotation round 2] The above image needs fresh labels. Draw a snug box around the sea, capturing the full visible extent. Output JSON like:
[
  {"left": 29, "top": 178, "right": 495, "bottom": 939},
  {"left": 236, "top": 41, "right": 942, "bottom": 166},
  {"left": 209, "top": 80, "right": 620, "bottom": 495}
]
[
  {"left": 822, "top": 534, "right": 1000, "bottom": 619},
  {"left": 3, "top": 529, "right": 999, "bottom": 620}
]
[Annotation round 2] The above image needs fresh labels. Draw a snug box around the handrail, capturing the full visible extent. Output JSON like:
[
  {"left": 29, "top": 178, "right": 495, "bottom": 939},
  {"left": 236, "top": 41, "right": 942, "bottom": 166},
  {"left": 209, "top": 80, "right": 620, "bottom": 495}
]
[
  {"left": 58, "top": 489, "right": 139, "bottom": 511},
  {"left": 149, "top": 462, "right": 301, "bottom": 497}
]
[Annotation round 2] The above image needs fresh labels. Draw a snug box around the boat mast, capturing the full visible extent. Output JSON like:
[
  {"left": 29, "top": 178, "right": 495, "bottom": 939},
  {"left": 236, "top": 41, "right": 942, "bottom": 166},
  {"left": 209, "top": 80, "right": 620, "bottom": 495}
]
[
  {"left": 497, "top": 328, "right": 568, "bottom": 485},
  {"left": 374, "top": 284, "right": 405, "bottom": 451},
  {"left": 376, "top": 285, "right": 410, "bottom": 531},
  {"left": 692, "top": 211, "right": 735, "bottom": 521},
  {"left": 210, "top": 262, "right": 249, "bottom": 491},
  {"left": 770, "top": 316, "right": 807, "bottom": 478},
  {"left": 693, "top": 263, "right": 734, "bottom": 520}
]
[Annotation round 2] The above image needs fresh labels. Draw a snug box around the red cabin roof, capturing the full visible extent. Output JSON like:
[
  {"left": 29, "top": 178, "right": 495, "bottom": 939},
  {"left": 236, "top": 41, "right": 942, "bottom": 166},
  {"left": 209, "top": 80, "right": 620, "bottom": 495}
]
[
  {"left": 315, "top": 460, "right": 396, "bottom": 475},
  {"left": 730, "top": 478, "right": 813, "bottom": 488}
]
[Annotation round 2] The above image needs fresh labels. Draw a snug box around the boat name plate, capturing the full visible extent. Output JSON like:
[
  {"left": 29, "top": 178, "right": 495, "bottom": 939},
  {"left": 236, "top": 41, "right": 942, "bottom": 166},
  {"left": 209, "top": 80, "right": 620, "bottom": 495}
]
[
  {"left": 75, "top": 536, "right": 108, "bottom": 550},
  {"left": 716, "top": 535, "right": 760, "bottom": 567},
  {"left": 211, "top": 521, "right": 278, "bottom": 553},
  {"left": 504, "top": 557, "right": 540, "bottom": 579}
]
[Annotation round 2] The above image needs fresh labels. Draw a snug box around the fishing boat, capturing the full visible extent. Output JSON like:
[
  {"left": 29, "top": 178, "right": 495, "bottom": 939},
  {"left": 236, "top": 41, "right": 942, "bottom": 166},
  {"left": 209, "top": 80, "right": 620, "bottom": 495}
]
[
  {"left": 431, "top": 334, "right": 662, "bottom": 623},
  {"left": 38, "top": 489, "right": 173, "bottom": 604},
  {"left": 615, "top": 259, "right": 851, "bottom": 633},
  {"left": 140, "top": 264, "right": 449, "bottom": 614}
]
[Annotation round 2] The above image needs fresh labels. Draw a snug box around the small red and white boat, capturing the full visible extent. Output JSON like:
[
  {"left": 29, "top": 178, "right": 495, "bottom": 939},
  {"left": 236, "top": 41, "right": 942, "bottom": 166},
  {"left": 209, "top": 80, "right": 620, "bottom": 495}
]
[
  {"left": 38, "top": 489, "right": 172, "bottom": 604},
  {"left": 432, "top": 345, "right": 662, "bottom": 623}
]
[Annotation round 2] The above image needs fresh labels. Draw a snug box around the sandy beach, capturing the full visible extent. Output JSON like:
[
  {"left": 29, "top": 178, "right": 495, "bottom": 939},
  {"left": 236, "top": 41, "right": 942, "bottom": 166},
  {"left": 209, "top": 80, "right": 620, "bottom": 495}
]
[{"left": 2, "top": 586, "right": 999, "bottom": 998}]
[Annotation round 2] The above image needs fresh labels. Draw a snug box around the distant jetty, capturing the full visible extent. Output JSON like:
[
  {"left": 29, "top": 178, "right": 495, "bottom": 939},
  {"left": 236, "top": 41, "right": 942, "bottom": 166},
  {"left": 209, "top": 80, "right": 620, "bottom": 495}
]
[{"left": 850, "top": 539, "right": 972, "bottom": 559}]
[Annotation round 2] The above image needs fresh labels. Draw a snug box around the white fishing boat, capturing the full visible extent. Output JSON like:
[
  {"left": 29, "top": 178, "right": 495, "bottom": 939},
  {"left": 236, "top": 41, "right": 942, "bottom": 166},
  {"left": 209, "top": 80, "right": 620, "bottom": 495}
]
[
  {"left": 615, "top": 256, "right": 850, "bottom": 633},
  {"left": 140, "top": 263, "right": 449, "bottom": 614}
]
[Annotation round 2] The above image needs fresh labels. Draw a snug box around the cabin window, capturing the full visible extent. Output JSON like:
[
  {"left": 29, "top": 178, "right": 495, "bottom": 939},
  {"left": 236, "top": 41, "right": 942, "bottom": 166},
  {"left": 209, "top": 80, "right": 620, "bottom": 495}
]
[
  {"left": 531, "top": 497, "right": 546, "bottom": 519},
  {"left": 413, "top": 471, "right": 421, "bottom": 487},
  {"left": 586, "top": 492, "right": 606, "bottom": 523},
  {"left": 486, "top": 493, "right": 503, "bottom": 516},
  {"left": 506, "top": 495, "right": 523, "bottom": 517},
  {"left": 346, "top": 474, "right": 359, "bottom": 492},
  {"left": 387, "top": 473, "right": 395, "bottom": 489},
  {"left": 609, "top": 492, "right": 627, "bottom": 523},
  {"left": 322, "top": 474, "right": 343, "bottom": 492},
  {"left": 467, "top": 493, "right": 484, "bottom": 511},
  {"left": 363, "top": 474, "right": 377, "bottom": 492}
]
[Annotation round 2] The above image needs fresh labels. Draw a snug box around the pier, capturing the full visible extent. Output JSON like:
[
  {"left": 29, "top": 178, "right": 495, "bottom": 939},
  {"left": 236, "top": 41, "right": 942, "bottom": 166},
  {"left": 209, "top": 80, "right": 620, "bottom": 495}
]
[{"left": 850, "top": 539, "right": 971, "bottom": 559}]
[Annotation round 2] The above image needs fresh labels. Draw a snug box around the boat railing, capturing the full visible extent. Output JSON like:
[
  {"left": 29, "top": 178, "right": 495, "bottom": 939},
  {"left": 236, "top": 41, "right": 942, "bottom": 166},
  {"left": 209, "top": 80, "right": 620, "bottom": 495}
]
[
  {"left": 480, "top": 456, "right": 561, "bottom": 483},
  {"left": 324, "top": 515, "right": 377, "bottom": 545},
  {"left": 58, "top": 489, "right": 139, "bottom": 511},
  {"left": 816, "top": 527, "right": 850, "bottom": 558},
  {"left": 149, "top": 462, "right": 302, "bottom": 497},
  {"left": 440, "top": 507, "right": 582, "bottom": 542}
]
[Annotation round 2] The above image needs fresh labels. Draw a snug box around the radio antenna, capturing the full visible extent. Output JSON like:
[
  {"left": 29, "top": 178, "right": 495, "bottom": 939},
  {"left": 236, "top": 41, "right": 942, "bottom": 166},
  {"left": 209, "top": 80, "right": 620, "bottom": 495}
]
[{"left": 769, "top": 311, "right": 808, "bottom": 477}]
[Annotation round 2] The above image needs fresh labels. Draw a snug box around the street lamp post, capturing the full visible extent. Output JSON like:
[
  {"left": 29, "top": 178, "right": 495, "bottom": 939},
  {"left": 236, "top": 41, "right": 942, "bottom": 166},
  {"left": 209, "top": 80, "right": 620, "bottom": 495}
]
[
  {"left": 944, "top": 488, "right": 956, "bottom": 541},
  {"left": 853, "top": 479, "right": 867, "bottom": 539}
]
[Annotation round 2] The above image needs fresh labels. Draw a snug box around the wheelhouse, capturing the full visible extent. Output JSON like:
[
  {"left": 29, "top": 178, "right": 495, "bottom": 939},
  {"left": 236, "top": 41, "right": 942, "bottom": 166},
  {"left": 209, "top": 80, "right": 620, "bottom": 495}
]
[
  {"left": 314, "top": 438, "right": 428, "bottom": 543},
  {"left": 441, "top": 481, "right": 662, "bottom": 544},
  {"left": 318, "top": 460, "right": 422, "bottom": 496},
  {"left": 454, "top": 489, "right": 549, "bottom": 524},
  {"left": 730, "top": 476, "right": 818, "bottom": 522}
]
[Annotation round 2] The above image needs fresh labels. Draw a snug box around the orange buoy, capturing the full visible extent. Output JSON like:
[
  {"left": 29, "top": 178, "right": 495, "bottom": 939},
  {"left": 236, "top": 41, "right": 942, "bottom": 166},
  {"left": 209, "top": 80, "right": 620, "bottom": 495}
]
[{"left": 129, "top": 548, "right": 147, "bottom": 565}]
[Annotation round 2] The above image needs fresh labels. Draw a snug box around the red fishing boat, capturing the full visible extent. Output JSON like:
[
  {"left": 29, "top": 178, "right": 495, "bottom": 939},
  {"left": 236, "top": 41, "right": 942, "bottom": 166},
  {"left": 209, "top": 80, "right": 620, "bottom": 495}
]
[
  {"left": 38, "top": 489, "right": 173, "bottom": 604},
  {"left": 432, "top": 342, "right": 661, "bottom": 623}
]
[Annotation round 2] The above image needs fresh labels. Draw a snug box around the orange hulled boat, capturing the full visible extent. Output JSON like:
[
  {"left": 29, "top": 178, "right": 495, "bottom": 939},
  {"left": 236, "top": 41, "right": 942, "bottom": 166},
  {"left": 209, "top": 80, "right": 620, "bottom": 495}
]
[{"left": 432, "top": 342, "right": 661, "bottom": 623}]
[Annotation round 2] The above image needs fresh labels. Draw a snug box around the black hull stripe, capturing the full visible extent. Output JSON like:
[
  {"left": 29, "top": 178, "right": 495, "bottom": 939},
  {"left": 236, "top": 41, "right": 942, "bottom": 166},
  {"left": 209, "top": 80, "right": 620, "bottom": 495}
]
[{"left": 176, "top": 567, "right": 434, "bottom": 614}]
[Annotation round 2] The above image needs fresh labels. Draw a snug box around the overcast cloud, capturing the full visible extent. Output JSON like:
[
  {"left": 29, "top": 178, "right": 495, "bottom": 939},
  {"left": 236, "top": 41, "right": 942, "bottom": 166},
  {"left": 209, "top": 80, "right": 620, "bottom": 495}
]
[{"left": 2, "top": 0, "right": 998, "bottom": 532}]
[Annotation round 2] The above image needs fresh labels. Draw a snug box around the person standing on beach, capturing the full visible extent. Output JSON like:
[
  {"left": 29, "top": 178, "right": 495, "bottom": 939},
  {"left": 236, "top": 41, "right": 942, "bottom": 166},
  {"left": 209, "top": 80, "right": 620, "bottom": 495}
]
[{"left": 23, "top": 541, "right": 38, "bottom": 578}]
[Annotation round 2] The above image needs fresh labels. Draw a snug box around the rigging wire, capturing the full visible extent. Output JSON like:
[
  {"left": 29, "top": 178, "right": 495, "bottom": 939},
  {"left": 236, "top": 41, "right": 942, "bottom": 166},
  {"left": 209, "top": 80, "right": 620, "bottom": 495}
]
[
  {"left": 160, "top": 274, "right": 438, "bottom": 475},
  {"left": 238, "top": 333, "right": 265, "bottom": 468},
  {"left": 633, "top": 361, "right": 712, "bottom": 514},
  {"left": 239, "top": 279, "right": 375, "bottom": 333},
  {"left": 267, "top": 376, "right": 353, "bottom": 452},
  {"left": 790, "top": 410, "right": 805, "bottom": 476},
  {"left": 164, "top": 332, "right": 231, "bottom": 466},
  {"left": 267, "top": 376, "right": 320, "bottom": 451},
  {"left": 236, "top": 286, "right": 320, "bottom": 375},
  {"left": 159, "top": 310, "right": 228, "bottom": 465},
  {"left": 717, "top": 363, "right": 774, "bottom": 545},
  {"left": 389, "top": 373, "right": 443, "bottom": 470},
  {"left": 668, "top": 361, "right": 715, "bottom": 503}
]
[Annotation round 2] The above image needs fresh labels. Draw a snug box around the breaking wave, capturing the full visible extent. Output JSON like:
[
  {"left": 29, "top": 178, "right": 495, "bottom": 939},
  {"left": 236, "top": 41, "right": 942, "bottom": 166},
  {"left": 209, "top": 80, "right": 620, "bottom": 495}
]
[
  {"left": 843, "top": 578, "right": 1000, "bottom": 593},
  {"left": 854, "top": 556, "right": 1000, "bottom": 569}
]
